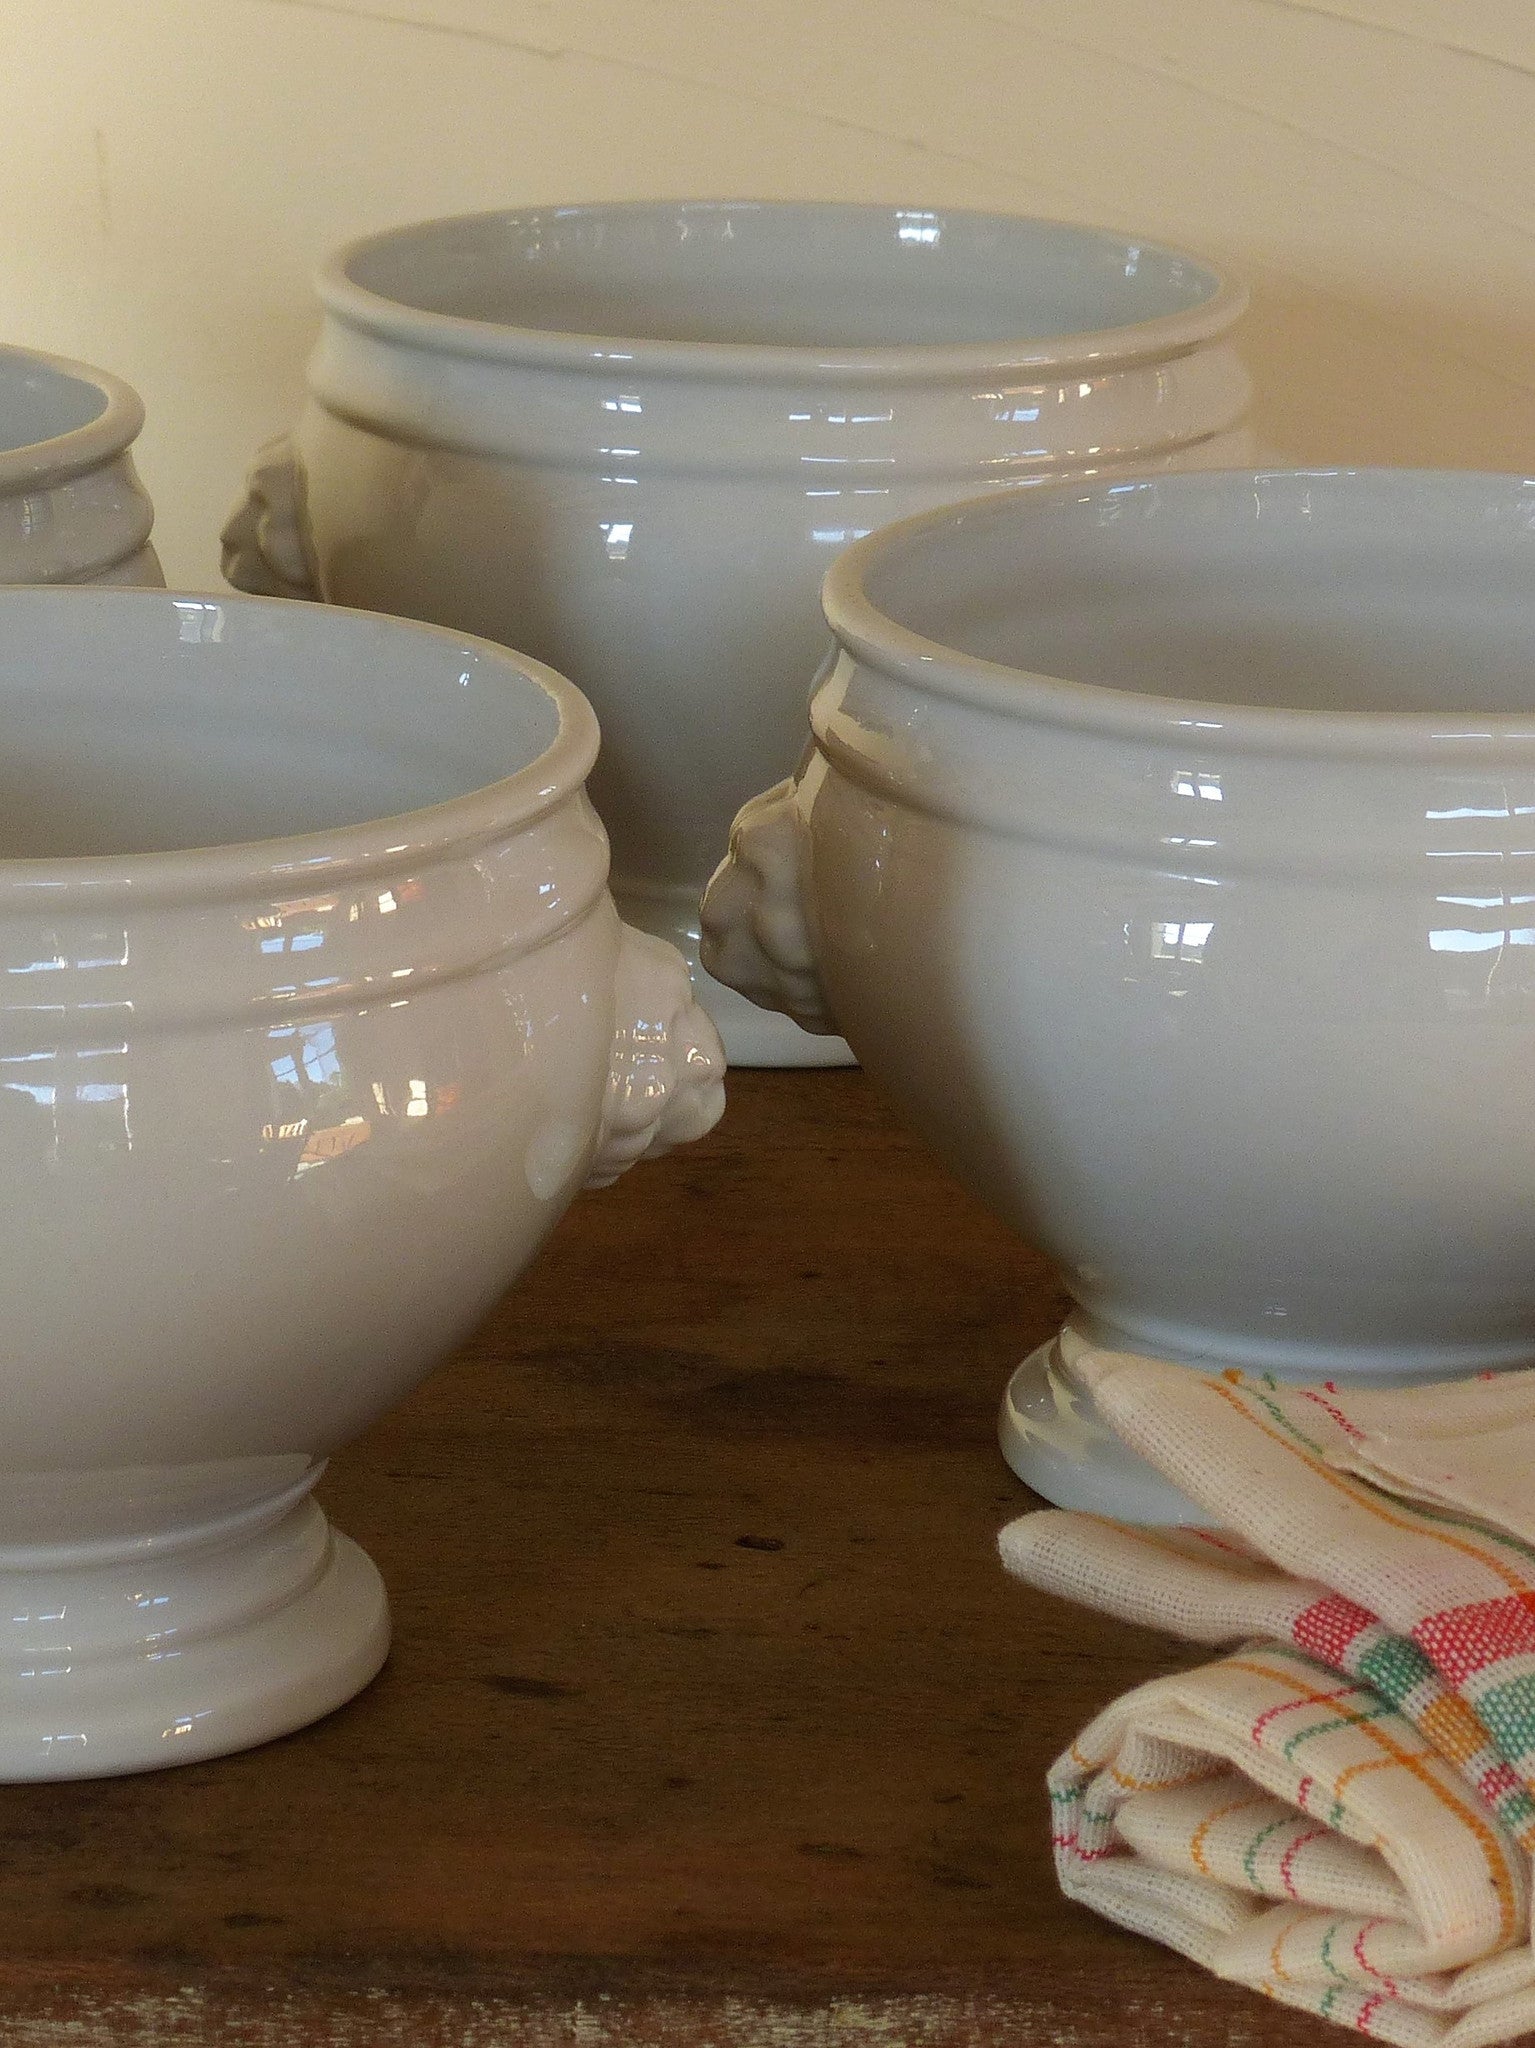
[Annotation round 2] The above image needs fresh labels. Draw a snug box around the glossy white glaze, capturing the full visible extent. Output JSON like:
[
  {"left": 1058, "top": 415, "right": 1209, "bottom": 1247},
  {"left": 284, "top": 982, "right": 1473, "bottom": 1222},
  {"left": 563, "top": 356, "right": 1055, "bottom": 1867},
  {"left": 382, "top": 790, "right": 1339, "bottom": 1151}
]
[
  {"left": 0, "top": 587, "right": 722, "bottom": 1777},
  {"left": 0, "top": 346, "right": 161, "bottom": 585},
  {"left": 222, "top": 201, "right": 1252, "bottom": 1063},
  {"left": 704, "top": 468, "right": 1535, "bottom": 1517}
]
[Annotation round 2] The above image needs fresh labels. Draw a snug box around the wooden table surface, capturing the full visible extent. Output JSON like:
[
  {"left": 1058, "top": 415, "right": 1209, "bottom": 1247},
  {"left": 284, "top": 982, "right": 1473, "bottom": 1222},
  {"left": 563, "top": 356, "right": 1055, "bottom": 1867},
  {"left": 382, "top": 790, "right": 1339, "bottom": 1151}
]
[{"left": 0, "top": 1069, "right": 1323, "bottom": 2046}]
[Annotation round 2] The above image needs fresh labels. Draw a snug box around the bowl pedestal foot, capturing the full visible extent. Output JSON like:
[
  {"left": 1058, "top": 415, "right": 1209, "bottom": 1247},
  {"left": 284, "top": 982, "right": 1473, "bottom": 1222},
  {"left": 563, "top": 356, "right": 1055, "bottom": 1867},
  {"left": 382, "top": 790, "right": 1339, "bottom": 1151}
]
[
  {"left": 999, "top": 1332, "right": 1209, "bottom": 1525},
  {"left": 0, "top": 1495, "right": 389, "bottom": 1781},
  {"left": 1000, "top": 1315, "right": 1535, "bottom": 1525}
]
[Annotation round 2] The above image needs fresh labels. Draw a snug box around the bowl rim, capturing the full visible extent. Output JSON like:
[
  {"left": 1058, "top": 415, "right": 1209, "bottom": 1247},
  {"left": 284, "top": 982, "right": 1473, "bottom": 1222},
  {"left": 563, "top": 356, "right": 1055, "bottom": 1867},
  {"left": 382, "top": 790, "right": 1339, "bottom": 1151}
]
[
  {"left": 0, "top": 585, "right": 602, "bottom": 905},
  {"left": 819, "top": 466, "right": 1535, "bottom": 762},
  {"left": 0, "top": 345, "right": 146, "bottom": 495},
  {"left": 315, "top": 197, "right": 1249, "bottom": 385}
]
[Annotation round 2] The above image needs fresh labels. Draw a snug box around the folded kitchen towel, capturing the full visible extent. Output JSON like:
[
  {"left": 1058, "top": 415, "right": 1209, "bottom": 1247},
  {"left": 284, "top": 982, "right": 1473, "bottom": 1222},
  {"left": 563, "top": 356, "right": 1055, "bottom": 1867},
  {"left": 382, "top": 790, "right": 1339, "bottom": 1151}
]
[{"left": 1000, "top": 1336, "right": 1535, "bottom": 2046}]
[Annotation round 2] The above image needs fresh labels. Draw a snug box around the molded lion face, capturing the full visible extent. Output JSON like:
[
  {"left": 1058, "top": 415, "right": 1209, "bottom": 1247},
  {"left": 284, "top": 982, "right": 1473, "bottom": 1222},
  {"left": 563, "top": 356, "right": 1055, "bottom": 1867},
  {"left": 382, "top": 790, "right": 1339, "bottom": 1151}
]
[
  {"left": 220, "top": 436, "right": 319, "bottom": 601},
  {"left": 700, "top": 779, "right": 835, "bottom": 1038},
  {"left": 586, "top": 925, "right": 726, "bottom": 1189}
]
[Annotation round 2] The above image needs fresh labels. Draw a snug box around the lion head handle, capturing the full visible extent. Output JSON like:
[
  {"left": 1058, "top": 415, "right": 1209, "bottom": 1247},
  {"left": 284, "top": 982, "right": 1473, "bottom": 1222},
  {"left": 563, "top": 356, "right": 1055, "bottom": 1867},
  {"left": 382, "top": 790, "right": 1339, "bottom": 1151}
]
[
  {"left": 699, "top": 778, "right": 837, "bottom": 1038},
  {"left": 220, "top": 435, "right": 321, "bottom": 600},
  {"left": 586, "top": 926, "right": 727, "bottom": 1189}
]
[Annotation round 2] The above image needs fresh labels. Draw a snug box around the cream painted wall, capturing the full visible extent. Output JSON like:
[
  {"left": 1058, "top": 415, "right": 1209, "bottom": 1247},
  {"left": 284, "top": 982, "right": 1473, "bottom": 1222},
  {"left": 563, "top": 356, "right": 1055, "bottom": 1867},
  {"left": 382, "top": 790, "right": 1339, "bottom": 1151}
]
[{"left": 0, "top": 0, "right": 1530, "bottom": 586}]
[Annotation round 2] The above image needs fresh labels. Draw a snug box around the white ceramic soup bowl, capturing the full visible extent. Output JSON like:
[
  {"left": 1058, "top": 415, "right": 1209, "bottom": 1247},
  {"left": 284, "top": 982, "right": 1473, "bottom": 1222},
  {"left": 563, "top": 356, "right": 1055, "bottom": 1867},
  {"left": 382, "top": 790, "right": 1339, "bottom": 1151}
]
[
  {"left": 0, "top": 344, "right": 160, "bottom": 585},
  {"left": 222, "top": 200, "right": 1252, "bottom": 1067},
  {"left": 702, "top": 468, "right": 1535, "bottom": 1522},
  {"left": 0, "top": 586, "right": 723, "bottom": 1780}
]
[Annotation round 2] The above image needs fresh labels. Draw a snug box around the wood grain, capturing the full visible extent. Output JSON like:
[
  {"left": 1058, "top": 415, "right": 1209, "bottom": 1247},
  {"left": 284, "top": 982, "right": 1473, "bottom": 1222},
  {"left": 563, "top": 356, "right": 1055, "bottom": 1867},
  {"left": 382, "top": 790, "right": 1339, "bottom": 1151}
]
[{"left": 0, "top": 1070, "right": 1322, "bottom": 2044}]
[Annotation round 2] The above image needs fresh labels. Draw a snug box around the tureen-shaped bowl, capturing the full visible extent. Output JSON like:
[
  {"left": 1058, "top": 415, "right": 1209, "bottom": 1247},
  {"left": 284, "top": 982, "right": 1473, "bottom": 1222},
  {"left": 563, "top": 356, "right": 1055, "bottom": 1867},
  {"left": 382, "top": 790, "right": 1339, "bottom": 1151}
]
[
  {"left": 703, "top": 468, "right": 1535, "bottom": 1518},
  {"left": 223, "top": 199, "right": 1252, "bottom": 1067},
  {"left": 0, "top": 586, "right": 722, "bottom": 1775},
  {"left": 0, "top": 345, "right": 160, "bottom": 585}
]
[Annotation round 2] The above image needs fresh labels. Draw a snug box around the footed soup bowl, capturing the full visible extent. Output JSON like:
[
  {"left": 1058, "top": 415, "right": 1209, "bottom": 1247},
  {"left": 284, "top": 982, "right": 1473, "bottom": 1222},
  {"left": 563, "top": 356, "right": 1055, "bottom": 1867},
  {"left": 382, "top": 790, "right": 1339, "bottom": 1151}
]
[
  {"left": 223, "top": 199, "right": 1251, "bottom": 1066},
  {"left": 702, "top": 469, "right": 1535, "bottom": 1522},
  {"left": 0, "top": 344, "right": 160, "bottom": 585},
  {"left": 0, "top": 587, "right": 723, "bottom": 1778}
]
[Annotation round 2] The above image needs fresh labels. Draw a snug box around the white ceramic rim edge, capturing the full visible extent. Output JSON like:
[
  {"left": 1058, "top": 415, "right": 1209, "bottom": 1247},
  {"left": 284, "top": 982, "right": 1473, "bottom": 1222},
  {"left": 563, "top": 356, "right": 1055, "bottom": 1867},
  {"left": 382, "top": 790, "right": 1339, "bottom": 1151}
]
[
  {"left": 0, "top": 586, "right": 603, "bottom": 907},
  {"left": 818, "top": 466, "right": 1535, "bottom": 764},
  {"left": 0, "top": 345, "right": 146, "bottom": 495},
  {"left": 315, "top": 198, "right": 1250, "bottom": 384}
]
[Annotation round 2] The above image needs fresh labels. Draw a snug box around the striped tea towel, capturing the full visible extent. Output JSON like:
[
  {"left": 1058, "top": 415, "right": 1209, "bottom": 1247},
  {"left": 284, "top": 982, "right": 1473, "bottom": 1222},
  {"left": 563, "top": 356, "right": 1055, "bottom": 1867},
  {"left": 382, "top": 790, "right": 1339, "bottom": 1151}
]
[{"left": 1000, "top": 1336, "right": 1535, "bottom": 2046}]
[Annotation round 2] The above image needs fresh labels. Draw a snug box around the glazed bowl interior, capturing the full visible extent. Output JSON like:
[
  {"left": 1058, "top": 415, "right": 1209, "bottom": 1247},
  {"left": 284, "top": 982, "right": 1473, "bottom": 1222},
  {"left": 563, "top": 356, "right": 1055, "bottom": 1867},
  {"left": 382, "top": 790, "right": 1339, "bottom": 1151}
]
[
  {"left": 0, "top": 352, "right": 108, "bottom": 453},
  {"left": 852, "top": 469, "right": 1535, "bottom": 719},
  {"left": 0, "top": 589, "right": 567, "bottom": 860},
  {"left": 339, "top": 201, "right": 1225, "bottom": 350}
]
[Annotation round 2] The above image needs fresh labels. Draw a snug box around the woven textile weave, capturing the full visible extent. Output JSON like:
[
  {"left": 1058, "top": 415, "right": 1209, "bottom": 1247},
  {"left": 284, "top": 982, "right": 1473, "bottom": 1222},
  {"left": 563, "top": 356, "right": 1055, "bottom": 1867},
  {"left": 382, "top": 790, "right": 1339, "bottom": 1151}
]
[{"left": 1000, "top": 1337, "right": 1535, "bottom": 2045}]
